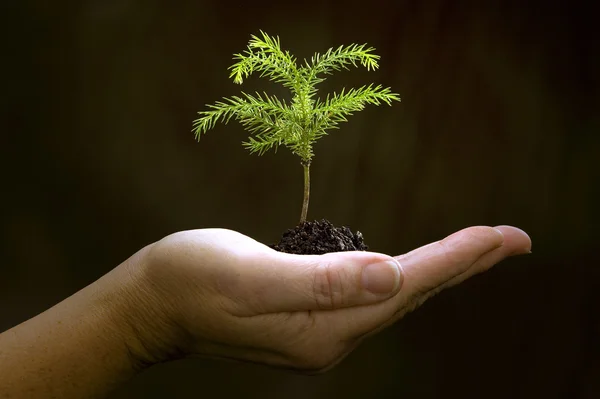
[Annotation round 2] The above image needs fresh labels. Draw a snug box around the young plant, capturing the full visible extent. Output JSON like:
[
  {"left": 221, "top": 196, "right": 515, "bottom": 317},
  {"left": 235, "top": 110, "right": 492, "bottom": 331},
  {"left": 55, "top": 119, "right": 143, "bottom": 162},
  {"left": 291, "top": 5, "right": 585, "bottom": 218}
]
[{"left": 193, "top": 31, "right": 400, "bottom": 224}]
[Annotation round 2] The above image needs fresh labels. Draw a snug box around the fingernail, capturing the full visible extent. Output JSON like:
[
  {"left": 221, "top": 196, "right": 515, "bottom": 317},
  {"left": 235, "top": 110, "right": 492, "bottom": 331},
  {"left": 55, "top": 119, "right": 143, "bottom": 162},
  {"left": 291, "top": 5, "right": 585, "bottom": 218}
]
[
  {"left": 513, "top": 249, "right": 532, "bottom": 256},
  {"left": 362, "top": 259, "right": 402, "bottom": 294}
]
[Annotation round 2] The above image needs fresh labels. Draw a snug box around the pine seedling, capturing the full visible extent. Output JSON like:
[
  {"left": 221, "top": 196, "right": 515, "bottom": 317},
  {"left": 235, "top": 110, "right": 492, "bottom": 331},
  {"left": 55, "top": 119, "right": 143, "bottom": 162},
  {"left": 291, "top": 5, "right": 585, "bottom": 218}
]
[{"left": 192, "top": 31, "right": 400, "bottom": 224}]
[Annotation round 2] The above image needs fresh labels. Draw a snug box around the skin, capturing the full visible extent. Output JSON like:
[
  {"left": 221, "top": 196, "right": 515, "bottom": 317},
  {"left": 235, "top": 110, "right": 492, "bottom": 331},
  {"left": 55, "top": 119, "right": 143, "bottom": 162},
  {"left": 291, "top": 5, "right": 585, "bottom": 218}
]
[{"left": 0, "top": 225, "right": 531, "bottom": 398}]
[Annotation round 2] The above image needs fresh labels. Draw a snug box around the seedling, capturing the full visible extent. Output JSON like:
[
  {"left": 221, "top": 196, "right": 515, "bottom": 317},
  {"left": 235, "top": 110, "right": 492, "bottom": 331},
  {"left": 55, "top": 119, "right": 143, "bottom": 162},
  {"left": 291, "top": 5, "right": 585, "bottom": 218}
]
[
  {"left": 192, "top": 31, "right": 400, "bottom": 254},
  {"left": 193, "top": 31, "right": 400, "bottom": 221}
]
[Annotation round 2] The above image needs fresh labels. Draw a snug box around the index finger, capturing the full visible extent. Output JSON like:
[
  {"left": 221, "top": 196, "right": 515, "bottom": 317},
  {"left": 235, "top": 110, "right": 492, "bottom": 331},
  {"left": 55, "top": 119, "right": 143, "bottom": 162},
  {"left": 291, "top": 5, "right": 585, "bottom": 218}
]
[
  {"left": 394, "top": 225, "right": 531, "bottom": 310},
  {"left": 324, "top": 225, "right": 531, "bottom": 340}
]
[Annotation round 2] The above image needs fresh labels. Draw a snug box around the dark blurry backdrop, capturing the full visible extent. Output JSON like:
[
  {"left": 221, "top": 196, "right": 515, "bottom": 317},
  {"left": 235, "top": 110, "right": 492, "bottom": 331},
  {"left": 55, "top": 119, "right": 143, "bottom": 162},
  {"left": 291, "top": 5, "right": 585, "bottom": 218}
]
[{"left": 1, "top": 0, "right": 598, "bottom": 398}]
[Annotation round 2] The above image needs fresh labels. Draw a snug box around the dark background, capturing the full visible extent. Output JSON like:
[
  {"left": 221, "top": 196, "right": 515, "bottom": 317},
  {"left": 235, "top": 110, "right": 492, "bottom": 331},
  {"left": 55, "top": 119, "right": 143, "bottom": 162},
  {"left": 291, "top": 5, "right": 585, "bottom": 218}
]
[{"left": 1, "top": 0, "right": 598, "bottom": 398}]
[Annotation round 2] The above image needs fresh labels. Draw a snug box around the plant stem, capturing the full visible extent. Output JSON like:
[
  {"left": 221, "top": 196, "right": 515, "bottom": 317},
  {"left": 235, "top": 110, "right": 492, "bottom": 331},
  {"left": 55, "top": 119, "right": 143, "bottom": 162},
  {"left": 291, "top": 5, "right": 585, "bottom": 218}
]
[{"left": 299, "top": 161, "right": 310, "bottom": 224}]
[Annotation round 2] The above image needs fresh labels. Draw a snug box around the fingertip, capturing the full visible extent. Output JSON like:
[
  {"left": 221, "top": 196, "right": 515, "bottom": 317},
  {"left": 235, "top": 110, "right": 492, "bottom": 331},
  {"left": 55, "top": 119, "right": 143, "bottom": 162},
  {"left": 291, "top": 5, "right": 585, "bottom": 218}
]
[
  {"left": 493, "top": 225, "right": 531, "bottom": 242},
  {"left": 464, "top": 226, "right": 505, "bottom": 250},
  {"left": 493, "top": 225, "right": 532, "bottom": 255}
]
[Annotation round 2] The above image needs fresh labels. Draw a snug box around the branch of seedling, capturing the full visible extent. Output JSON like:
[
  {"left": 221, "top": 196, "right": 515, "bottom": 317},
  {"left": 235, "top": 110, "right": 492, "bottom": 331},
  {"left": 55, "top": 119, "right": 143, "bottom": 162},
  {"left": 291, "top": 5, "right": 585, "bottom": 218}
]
[{"left": 192, "top": 31, "right": 400, "bottom": 224}]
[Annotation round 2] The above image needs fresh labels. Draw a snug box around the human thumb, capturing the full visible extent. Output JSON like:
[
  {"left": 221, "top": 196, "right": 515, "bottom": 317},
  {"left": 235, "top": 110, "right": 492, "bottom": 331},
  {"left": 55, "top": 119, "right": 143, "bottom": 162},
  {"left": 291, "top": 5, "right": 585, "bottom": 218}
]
[{"left": 252, "top": 251, "right": 403, "bottom": 314}]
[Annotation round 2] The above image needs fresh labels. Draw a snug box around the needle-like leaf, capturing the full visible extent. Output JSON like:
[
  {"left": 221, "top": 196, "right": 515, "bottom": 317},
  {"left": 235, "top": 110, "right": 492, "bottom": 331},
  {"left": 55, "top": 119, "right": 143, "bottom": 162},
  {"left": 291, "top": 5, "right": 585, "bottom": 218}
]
[{"left": 192, "top": 31, "right": 401, "bottom": 223}]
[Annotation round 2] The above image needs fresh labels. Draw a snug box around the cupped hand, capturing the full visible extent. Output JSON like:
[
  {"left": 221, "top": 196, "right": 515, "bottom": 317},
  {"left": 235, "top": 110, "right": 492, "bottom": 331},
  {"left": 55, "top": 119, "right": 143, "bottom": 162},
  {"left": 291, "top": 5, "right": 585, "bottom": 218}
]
[{"left": 131, "top": 225, "right": 530, "bottom": 373}]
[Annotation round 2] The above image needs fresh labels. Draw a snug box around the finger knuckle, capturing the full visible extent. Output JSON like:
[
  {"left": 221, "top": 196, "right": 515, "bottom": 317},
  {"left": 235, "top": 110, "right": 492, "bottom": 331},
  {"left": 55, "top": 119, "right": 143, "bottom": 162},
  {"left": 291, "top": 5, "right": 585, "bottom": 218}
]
[
  {"left": 436, "top": 240, "right": 463, "bottom": 267},
  {"left": 312, "top": 263, "right": 345, "bottom": 310}
]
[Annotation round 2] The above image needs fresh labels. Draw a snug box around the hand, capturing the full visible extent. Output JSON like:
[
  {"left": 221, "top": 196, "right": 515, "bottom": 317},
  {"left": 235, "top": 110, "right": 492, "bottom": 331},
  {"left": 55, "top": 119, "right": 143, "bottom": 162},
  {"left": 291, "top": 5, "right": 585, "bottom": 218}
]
[{"left": 129, "top": 225, "right": 531, "bottom": 373}]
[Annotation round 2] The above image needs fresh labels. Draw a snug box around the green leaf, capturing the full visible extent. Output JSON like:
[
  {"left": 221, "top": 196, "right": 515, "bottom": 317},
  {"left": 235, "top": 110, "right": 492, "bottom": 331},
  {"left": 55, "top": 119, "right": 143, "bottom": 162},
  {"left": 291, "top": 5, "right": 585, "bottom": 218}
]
[{"left": 193, "top": 31, "right": 401, "bottom": 164}]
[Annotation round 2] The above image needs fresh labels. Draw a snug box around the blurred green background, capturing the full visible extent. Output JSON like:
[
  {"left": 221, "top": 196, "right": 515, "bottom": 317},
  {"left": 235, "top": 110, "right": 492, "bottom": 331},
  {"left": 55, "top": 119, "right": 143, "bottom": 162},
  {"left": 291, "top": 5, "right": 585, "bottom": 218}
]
[{"left": 1, "top": 0, "right": 598, "bottom": 398}]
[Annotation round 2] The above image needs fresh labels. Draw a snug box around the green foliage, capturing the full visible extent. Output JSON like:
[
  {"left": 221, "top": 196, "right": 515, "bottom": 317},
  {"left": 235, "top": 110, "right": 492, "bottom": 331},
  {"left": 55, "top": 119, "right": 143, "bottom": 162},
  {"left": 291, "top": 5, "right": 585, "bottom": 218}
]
[{"left": 192, "top": 31, "right": 400, "bottom": 164}]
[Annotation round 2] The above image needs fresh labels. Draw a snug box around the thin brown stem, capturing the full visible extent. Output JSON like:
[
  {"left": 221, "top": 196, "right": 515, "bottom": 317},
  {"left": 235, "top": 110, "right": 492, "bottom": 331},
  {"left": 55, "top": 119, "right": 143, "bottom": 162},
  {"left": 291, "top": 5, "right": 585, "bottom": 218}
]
[{"left": 299, "top": 161, "right": 310, "bottom": 224}]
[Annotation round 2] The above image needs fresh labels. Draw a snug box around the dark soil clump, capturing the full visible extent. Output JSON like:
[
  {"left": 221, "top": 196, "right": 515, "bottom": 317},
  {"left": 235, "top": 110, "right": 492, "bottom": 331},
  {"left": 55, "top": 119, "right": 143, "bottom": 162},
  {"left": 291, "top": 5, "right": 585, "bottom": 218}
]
[{"left": 271, "top": 219, "right": 368, "bottom": 255}]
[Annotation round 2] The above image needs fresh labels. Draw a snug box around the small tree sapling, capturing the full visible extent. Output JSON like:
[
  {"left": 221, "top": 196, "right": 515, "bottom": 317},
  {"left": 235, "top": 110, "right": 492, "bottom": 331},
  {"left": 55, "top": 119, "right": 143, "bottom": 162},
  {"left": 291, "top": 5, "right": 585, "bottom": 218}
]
[{"left": 192, "top": 31, "right": 400, "bottom": 254}]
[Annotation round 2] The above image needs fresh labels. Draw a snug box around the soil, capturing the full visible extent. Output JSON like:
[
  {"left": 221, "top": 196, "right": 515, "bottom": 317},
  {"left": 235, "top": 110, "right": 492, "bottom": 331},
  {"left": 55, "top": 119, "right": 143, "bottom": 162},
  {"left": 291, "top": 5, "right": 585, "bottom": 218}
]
[{"left": 270, "top": 219, "right": 368, "bottom": 255}]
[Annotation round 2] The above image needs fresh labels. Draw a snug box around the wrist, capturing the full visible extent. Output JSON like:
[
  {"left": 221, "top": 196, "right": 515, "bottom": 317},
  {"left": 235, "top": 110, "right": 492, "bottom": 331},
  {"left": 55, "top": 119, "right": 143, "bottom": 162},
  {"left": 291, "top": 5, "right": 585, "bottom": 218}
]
[
  {"left": 98, "top": 243, "right": 186, "bottom": 370},
  {"left": 0, "top": 243, "right": 175, "bottom": 398}
]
